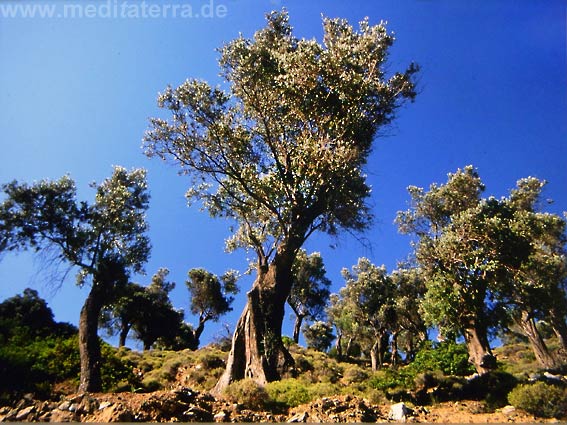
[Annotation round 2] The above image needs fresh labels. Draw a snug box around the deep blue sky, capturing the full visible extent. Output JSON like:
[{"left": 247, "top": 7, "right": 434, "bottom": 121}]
[{"left": 0, "top": 0, "right": 565, "bottom": 348}]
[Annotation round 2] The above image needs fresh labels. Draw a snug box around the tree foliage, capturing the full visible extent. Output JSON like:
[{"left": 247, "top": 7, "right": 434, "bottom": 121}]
[
  {"left": 302, "top": 321, "right": 334, "bottom": 352},
  {"left": 144, "top": 11, "right": 418, "bottom": 265}
]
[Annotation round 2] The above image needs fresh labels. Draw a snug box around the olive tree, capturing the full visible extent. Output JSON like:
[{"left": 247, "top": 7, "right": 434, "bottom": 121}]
[
  {"left": 487, "top": 178, "right": 567, "bottom": 368},
  {"left": 287, "top": 250, "right": 331, "bottom": 343},
  {"left": 144, "top": 10, "right": 417, "bottom": 391},
  {"left": 397, "top": 166, "right": 499, "bottom": 374},
  {"left": 185, "top": 268, "right": 239, "bottom": 349},
  {"left": 0, "top": 167, "right": 150, "bottom": 391}
]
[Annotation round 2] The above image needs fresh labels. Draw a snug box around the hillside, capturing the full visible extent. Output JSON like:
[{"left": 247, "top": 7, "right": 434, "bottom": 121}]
[{"left": 1, "top": 340, "right": 566, "bottom": 422}]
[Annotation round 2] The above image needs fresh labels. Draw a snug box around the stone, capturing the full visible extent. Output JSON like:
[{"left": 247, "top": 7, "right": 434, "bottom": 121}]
[
  {"left": 389, "top": 402, "right": 414, "bottom": 422},
  {"left": 213, "top": 410, "right": 229, "bottom": 422},
  {"left": 287, "top": 411, "right": 309, "bottom": 422},
  {"left": 98, "top": 401, "right": 112, "bottom": 410},
  {"left": 501, "top": 405, "right": 516, "bottom": 415},
  {"left": 15, "top": 405, "right": 36, "bottom": 420},
  {"left": 57, "top": 401, "right": 71, "bottom": 411},
  {"left": 49, "top": 409, "right": 76, "bottom": 422}
]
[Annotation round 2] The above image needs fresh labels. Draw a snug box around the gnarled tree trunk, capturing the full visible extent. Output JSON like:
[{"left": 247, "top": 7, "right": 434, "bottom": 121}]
[
  {"left": 212, "top": 249, "right": 296, "bottom": 395},
  {"left": 78, "top": 283, "right": 105, "bottom": 393},
  {"left": 463, "top": 320, "right": 496, "bottom": 375},
  {"left": 516, "top": 310, "right": 556, "bottom": 369}
]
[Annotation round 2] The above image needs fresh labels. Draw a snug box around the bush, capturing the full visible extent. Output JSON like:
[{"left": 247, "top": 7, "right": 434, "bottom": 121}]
[
  {"left": 410, "top": 341, "right": 474, "bottom": 376},
  {"left": 266, "top": 378, "right": 311, "bottom": 408},
  {"left": 222, "top": 379, "right": 269, "bottom": 410},
  {"left": 508, "top": 382, "right": 567, "bottom": 419}
]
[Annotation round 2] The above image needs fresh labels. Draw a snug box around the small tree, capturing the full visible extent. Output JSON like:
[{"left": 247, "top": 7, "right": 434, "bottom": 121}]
[
  {"left": 303, "top": 321, "right": 334, "bottom": 352},
  {"left": 144, "top": 10, "right": 417, "bottom": 391},
  {"left": 100, "top": 281, "right": 146, "bottom": 347},
  {"left": 185, "top": 268, "right": 239, "bottom": 349},
  {"left": 340, "top": 258, "right": 397, "bottom": 371},
  {"left": 0, "top": 167, "right": 150, "bottom": 391},
  {"left": 287, "top": 250, "right": 331, "bottom": 343},
  {"left": 132, "top": 268, "right": 184, "bottom": 351}
]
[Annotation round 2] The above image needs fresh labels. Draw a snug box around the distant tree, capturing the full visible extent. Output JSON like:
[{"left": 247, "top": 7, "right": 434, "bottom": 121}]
[
  {"left": 100, "top": 281, "right": 146, "bottom": 347},
  {"left": 287, "top": 250, "right": 331, "bottom": 343},
  {"left": 396, "top": 166, "right": 498, "bottom": 374},
  {"left": 340, "top": 258, "right": 397, "bottom": 370},
  {"left": 0, "top": 288, "right": 76, "bottom": 341},
  {"left": 100, "top": 268, "right": 181, "bottom": 349},
  {"left": 132, "top": 268, "right": 184, "bottom": 351},
  {"left": 185, "top": 268, "right": 239, "bottom": 349},
  {"left": 303, "top": 321, "right": 334, "bottom": 352},
  {"left": 144, "top": 10, "right": 417, "bottom": 391},
  {"left": 326, "top": 292, "right": 357, "bottom": 360},
  {"left": 389, "top": 267, "right": 428, "bottom": 363},
  {"left": 0, "top": 167, "right": 150, "bottom": 391},
  {"left": 0, "top": 288, "right": 56, "bottom": 339}
]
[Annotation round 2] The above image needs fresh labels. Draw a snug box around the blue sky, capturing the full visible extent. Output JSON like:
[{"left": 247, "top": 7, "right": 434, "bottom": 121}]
[{"left": 0, "top": 0, "right": 565, "bottom": 348}]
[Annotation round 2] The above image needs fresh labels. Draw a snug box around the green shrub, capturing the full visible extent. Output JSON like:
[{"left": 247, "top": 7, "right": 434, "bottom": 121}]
[
  {"left": 368, "top": 367, "right": 416, "bottom": 393},
  {"left": 341, "top": 364, "right": 369, "bottom": 385},
  {"left": 222, "top": 379, "right": 269, "bottom": 410},
  {"left": 307, "top": 382, "right": 341, "bottom": 399},
  {"left": 508, "top": 382, "right": 567, "bottom": 419},
  {"left": 266, "top": 378, "right": 311, "bottom": 408},
  {"left": 410, "top": 341, "right": 474, "bottom": 376}
]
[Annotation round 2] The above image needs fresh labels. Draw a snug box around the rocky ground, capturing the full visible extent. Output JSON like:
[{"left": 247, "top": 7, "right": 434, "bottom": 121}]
[{"left": 0, "top": 387, "right": 557, "bottom": 423}]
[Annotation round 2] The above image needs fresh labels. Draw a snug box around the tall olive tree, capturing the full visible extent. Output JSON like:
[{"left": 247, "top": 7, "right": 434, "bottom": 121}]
[
  {"left": 0, "top": 167, "right": 150, "bottom": 391},
  {"left": 144, "top": 11, "right": 417, "bottom": 391},
  {"left": 288, "top": 250, "right": 331, "bottom": 343}
]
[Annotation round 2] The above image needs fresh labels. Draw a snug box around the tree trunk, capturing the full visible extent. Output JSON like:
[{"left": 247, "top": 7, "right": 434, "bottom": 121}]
[
  {"left": 391, "top": 331, "right": 399, "bottom": 367},
  {"left": 549, "top": 308, "right": 567, "bottom": 353},
  {"left": 78, "top": 284, "right": 105, "bottom": 393},
  {"left": 462, "top": 320, "right": 496, "bottom": 375},
  {"left": 370, "top": 340, "right": 379, "bottom": 372},
  {"left": 192, "top": 319, "right": 206, "bottom": 348},
  {"left": 118, "top": 323, "right": 131, "bottom": 348},
  {"left": 334, "top": 331, "right": 343, "bottom": 361},
  {"left": 516, "top": 310, "right": 556, "bottom": 369},
  {"left": 212, "top": 249, "right": 296, "bottom": 395},
  {"left": 292, "top": 314, "right": 305, "bottom": 344},
  {"left": 345, "top": 337, "right": 354, "bottom": 358}
]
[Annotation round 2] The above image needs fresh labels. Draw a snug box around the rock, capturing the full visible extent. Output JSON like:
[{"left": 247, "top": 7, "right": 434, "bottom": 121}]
[
  {"left": 57, "top": 401, "right": 71, "bottom": 411},
  {"left": 183, "top": 405, "right": 214, "bottom": 422},
  {"left": 49, "top": 409, "right": 77, "bottom": 422},
  {"left": 543, "top": 371, "right": 564, "bottom": 382},
  {"left": 15, "top": 405, "right": 35, "bottom": 420},
  {"left": 501, "top": 405, "right": 516, "bottom": 415},
  {"left": 93, "top": 404, "right": 133, "bottom": 422},
  {"left": 389, "top": 402, "right": 414, "bottom": 422},
  {"left": 98, "top": 401, "right": 112, "bottom": 410},
  {"left": 214, "top": 410, "right": 229, "bottom": 422},
  {"left": 287, "top": 411, "right": 309, "bottom": 422}
]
